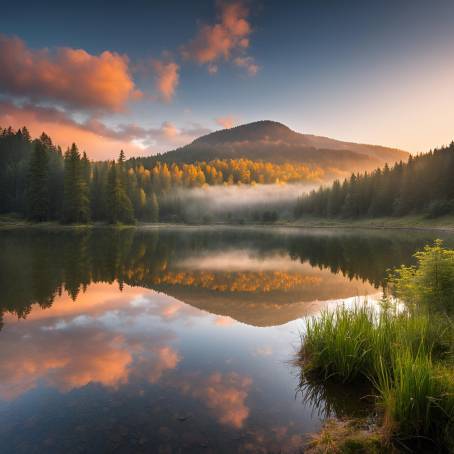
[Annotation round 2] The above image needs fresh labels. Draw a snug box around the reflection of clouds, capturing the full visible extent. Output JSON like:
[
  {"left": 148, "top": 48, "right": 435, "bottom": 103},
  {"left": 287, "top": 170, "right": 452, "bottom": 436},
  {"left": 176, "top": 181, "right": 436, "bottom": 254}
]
[
  {"left": 253, "top": 346, "right": 273, "bottom": 357},
  {"left": 0, "top": 327, "right": 132, "bottom": 400},
  {"left": 4, "top": 283, "right": 202, "bottom": 326},
  {"left": 172, "top": 372, "right": 252, "bottom": 428},
  {"left": 133, "top": 346, "right": 181, "bottom": 384},
  {"left": 3, "top": 282, "right": 146, "bottom": 324},
  {"left": 178, "top": 250, "right": 313, "bottom": 272},
  {"left": 0, "top": 284, "right": 186, "bottom": 401},
  {"left": 213, "top": 315, "right": 235, "bottom": 326}
]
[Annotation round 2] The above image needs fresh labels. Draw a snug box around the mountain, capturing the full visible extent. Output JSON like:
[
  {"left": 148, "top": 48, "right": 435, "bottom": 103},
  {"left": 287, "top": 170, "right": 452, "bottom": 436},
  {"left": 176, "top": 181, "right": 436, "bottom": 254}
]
[{"left": 154, "top": 120, "right": 409, "bottom": 176}]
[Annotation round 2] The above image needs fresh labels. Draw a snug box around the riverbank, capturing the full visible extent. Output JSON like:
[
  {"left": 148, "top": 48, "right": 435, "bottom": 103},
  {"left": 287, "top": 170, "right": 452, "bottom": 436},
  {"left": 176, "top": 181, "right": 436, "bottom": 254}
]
[
  {"left": 300, "top": 241, "right": 454, "bottom": 453},
  {"left": 2, "top": 213, "right": 454, "bottom": 232},
  {"left": 292, "top": 214, "right": 454, "bottom": 232}
]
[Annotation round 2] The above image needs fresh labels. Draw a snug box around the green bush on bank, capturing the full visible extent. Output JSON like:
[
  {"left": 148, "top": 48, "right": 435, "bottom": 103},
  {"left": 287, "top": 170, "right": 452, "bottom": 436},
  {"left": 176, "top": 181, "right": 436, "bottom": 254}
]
[{"left": 301, "top": 240, "right": 454, "bottom": 451}]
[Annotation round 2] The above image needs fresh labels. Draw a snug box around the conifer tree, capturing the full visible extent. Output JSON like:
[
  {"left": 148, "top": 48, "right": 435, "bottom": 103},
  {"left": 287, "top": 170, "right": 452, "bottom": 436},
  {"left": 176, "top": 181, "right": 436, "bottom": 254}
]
[
  {"left": 27, "top": 140, "right": 49, "bottom": 221},
  {"left": 63, "top": 143, "right": 90, "bottom": 223},
  {"left": 106, "top": 159, "right": 135, "bottom": 224}
]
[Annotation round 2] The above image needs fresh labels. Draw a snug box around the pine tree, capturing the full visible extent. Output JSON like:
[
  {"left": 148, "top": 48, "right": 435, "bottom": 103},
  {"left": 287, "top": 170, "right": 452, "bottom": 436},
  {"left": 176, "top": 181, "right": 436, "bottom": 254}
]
[
  {"left": 63, "top": 143, "right": 90, "bottom": 223},
  {"left": 27, "top": 140, "right": 49, "bottom": 221},
  {"left": 106, "top": 160, "right": 135, "bottom": 224},
  {"left": 90, "top": 165, "right": 107, "bottom": 221}
]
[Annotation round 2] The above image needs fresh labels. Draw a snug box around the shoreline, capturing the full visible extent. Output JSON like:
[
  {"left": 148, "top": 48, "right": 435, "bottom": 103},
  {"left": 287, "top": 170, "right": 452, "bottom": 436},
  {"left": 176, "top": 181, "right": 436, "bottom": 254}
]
[{"left": 1, "top": 215, "right": 454, "bottom": 233}]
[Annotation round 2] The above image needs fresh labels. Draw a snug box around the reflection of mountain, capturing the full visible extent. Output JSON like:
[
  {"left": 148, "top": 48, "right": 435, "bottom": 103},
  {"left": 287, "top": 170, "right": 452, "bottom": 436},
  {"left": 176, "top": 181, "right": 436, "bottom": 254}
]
[
  {"left": 150, "top": 262, "right": 375, "bottom": 326},
  {"left": 0, "top": 227, "right": 450, "bottom": 328}
]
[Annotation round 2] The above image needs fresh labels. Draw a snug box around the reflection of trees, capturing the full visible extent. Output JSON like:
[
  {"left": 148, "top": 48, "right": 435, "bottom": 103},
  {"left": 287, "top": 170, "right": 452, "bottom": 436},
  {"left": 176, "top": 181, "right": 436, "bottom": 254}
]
[
  {"left": 297, "top": 371, "right": 374, "bottom": 419},
  {"left": 0, "top": 228, "right": 449, "bottom": 326},
  {"left": 154, "top": 271, "right": 321, "bottom": 292}
]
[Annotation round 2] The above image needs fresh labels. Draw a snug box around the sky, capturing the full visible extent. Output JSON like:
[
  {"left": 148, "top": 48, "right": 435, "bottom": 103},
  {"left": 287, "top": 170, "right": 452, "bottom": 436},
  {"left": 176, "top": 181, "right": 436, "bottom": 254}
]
[{"left": 0, "top": 0, "right": 454, "bottom": 160}]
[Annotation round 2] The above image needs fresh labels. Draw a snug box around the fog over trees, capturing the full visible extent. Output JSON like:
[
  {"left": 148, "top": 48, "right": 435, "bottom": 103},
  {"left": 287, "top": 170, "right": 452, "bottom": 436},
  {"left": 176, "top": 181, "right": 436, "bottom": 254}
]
[
  {"left": 295, "top": 142, "right": 454, "bottom": 219},
  {"left": 2, "top": 125, "right": 453, "bottom": 224}
]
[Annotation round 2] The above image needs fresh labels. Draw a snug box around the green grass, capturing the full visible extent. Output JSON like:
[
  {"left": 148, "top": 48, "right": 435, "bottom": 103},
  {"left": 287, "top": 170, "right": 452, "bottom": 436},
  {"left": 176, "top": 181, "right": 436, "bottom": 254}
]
[{"left": 301, "top": 303, "right": 454, "bottom": 450}]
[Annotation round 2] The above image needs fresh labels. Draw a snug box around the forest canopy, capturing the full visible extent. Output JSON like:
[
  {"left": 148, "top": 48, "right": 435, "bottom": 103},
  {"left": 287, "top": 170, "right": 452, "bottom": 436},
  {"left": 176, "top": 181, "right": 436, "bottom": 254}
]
[
  {"left": 0, "top": 126, "right": 322, "bottom": 224},
  {"left": 295, "top": 141, "right": 454, "bottom": 219}
]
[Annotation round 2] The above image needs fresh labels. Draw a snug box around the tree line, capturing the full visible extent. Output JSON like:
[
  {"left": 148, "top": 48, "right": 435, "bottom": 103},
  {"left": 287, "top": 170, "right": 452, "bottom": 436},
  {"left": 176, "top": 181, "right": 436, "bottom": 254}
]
[
  {"left": 295, "top": 142, "right": 454, "bottom": 219},
  {"left": 0, "top": 126, "right": 321, "bottom": 224},
  {"left": 0, "top": 127, "right": 159, "bottom": 223}
]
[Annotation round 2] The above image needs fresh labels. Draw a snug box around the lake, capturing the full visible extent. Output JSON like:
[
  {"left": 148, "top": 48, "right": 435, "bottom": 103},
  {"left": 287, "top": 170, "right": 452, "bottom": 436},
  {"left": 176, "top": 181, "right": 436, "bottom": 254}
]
[{"left": 0, "top": 226, "right": 451, "bottom": 453}]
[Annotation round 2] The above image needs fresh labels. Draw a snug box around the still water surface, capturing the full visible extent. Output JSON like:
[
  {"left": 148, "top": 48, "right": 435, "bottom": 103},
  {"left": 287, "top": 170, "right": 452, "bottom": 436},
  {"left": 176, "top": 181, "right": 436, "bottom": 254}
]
[{"left": 0, "top": 226, "right": 451, "bottom": 453}]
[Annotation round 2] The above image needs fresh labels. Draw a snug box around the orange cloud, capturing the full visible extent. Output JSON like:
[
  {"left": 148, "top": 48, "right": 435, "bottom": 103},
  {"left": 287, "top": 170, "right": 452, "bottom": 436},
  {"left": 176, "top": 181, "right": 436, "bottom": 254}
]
[
  {"left": 214, "top": 315, "right": 235, "bottom": 326},
  {"left": 135, "top": 346, "right": 181, "bottom": 384},
  {"left": 0, "top": 102, "right": 145, "bottom": 160},
  {"left": 0, "top": 328, "right": 132, "bottom": 400},
  {"left": 0, "top": 101, "right": 210, "bottom": 160},
  {"left": 175, "top": 371, "right": 252, "bottom": 428},
  {"left": 0, "top": 283, "right": 184, "bottom": 400},
  {"left": 0, "top": 34, "right": 141, "bottom": 113},
  {"left": 215, "top": 115, "right": 237, "bottom": 129},
  {"left": 182, "top": 1, "right": 256, "bottom": 75},
  {"left": 153, "top": 59, "right": 180, "bottom": 102}
]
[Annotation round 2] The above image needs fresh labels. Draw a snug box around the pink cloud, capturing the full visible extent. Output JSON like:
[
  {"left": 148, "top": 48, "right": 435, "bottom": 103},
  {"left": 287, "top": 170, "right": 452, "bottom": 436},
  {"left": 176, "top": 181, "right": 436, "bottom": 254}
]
[
  {"left": 0, "top": 34, "right": 141, "bottom": 113},
  {"left": 153, "top": 59, "right": 180, "bottom": 102},
  {"left": 234, "top": 56, "right": 259, "bottom": 76},
  {"left": 181, "top": 1, "right": 257, "bottom": 75},
  {"left": 0, "top": 101, "right": 210, "bottom": 159},
  {"left": 214, "top": 315, "right": 235, "bottom": 326},
  {"left": 0, "top": 101, "right": 146, "bottom": 160},
  {"left": 174, "top": 371, "right": 252, "bottom": 428},
  {"left": 215, "top": 115, "right": 237, "bottom": 129}
]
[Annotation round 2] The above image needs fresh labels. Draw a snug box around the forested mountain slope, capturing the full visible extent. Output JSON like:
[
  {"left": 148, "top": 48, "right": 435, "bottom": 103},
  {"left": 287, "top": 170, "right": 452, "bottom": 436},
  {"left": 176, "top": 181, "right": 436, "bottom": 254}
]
[
  {"left": 295, "top": 142, "right": 454, "bottom": 219},
  {"left": 143, "top": 121, "right": 408, "bottom": 176}
]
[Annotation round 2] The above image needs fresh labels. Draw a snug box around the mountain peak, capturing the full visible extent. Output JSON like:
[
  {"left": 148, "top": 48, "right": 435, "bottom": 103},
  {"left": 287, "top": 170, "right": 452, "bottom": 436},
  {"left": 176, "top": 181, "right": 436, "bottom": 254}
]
[
  {"left": 158, "top": 120, "right": 408, "bottom": 178},
  {"left": 191, "top": 120, "right": 294, "bottom": 146}
]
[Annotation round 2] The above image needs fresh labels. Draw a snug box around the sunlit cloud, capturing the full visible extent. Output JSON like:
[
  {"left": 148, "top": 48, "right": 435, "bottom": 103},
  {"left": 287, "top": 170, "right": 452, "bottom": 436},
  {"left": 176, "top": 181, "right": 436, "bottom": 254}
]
[
  {"left": 215, "top": 115, "right": 237, "bottom": 129},
  {"left": 214, "top": 315, "right": 235, "bottom": 326},
  {"left": 0, "top": 33, "right": 141, "bottom": 113},
  {"left": 181, "top": 1, "right": 257, "bottom": 75},
  {"left": 173, "top": 371, "right": 252, "bottom": 428},
  {"left": 134, "top": 346, "right": 181, "bottom": 384},
  {"left": 0, "top": 100, "right": 210, "bottom": 159},
  {"left": 152, "top": 59, "right": 180, "bottom": 102},
  {"left": 0, "top": 327, "right": 132, "bottom": 400},
  {"left": 0, "top": 284, "right": 184, "bottom": 400}
]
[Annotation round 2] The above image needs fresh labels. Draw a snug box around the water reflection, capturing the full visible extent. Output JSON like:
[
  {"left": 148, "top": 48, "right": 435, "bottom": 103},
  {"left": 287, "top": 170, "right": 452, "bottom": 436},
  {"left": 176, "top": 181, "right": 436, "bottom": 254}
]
[
  {"left": 2, "top": 226, "right": 448, "bottom": 327},
  {"left": 0, "top": 226, "right": 450, "bottom": 453}
]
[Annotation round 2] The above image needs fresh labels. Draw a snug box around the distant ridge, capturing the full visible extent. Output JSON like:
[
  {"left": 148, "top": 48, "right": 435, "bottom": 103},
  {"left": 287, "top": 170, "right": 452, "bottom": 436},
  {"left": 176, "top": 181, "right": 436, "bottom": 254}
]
[{"left": 147, "top": 120, "right": 409, "bottom": 177}]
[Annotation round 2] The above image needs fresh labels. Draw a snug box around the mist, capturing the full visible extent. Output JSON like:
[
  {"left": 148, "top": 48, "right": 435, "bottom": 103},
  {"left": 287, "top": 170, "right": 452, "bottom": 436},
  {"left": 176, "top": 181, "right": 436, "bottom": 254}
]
[{"left": 160, "top": 183, "right": 320, "bottom": 223}]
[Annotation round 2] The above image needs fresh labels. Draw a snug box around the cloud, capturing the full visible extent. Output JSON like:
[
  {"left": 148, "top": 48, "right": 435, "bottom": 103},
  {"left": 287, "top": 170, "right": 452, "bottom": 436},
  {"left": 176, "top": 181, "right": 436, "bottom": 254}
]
[
  {"left": 181, "top": 1, "right": 257, "bottom": 75},
  {"left": 0, "top": 327, "right": 132, "bottom": 400},
  {"left": 152, "top": 59, "right": 180, "bottom": 102},
  {"left": 215, "top": 115, "right": 237, "bottom": 129},
  {"left": 0, "top": 100, "right": 211, "bottom": 159},
  {"left": 173, "top": 371, "right": 252, "bottom": 428},
  {"left": 234, "top": 56, "right": 259, "bottom": 76},
  {"left": 0, "top": 283, "right": 183, "bottom": 400},
  {"left": 214, "top": 315, "right": 235, "bottom": 326},
  {"left": 0, "top": 34, "right": 141, "bottom": 113},
  {"left": 208, "top": 63, "right": 219, "bottom": 75},
  {"left": 134, "top": 346, "right": 181, "bottom": 384},
  {"left": 0, "top": 101, "right": 145, "bottom": 159}
]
